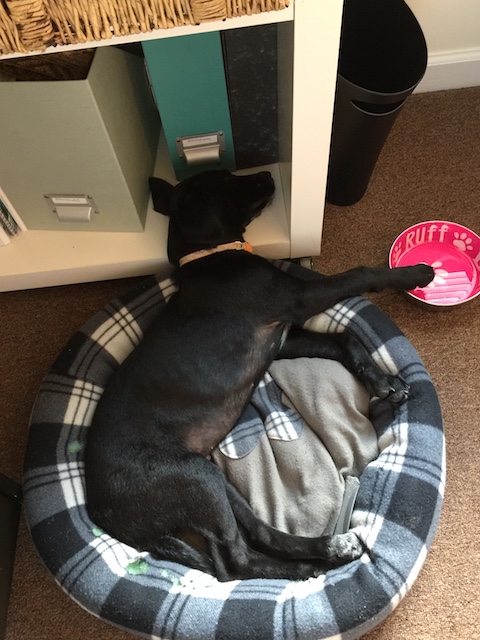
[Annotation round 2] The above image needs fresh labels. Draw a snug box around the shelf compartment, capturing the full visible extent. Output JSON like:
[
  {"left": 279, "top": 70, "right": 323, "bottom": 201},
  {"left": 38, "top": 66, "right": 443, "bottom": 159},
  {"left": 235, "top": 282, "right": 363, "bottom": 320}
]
[
  {"left": 0, "top": 139, "right": 290, "bottom": 291},
  {"left": 0, "top": 1, "right": 345, "bottom": 291}
]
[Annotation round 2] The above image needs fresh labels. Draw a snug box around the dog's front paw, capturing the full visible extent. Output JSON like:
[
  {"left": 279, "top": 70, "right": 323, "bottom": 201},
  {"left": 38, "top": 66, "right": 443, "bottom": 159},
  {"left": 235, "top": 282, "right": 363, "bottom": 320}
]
[
  {"left": 374, "top": 372, "right": 410, "bottom": 404},
  {"left": 397, "top": 264, "right": 435, "bottom": 290},
  {"left": 325, "top": 532, "right": 365, "bottom": 567},
  {"left": 360, "top": 365, "right": 410, "bottom": 405}
]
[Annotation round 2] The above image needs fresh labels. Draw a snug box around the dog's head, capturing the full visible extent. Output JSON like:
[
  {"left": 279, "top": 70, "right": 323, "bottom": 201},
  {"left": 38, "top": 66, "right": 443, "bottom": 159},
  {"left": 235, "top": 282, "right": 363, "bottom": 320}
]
[{"left": 150, "top": 169, "right": 275, "bottom": 266}]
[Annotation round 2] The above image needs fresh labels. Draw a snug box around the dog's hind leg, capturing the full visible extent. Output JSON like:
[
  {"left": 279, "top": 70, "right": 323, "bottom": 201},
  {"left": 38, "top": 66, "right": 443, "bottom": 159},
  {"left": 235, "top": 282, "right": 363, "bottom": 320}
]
[
  {"left": 176, "top": 463, "right": 364, "bottom": 581},
  {"left": 206, "top": 534, "right": 358, "bottom": 581},
  {"left": 199, "top": 498, "right": 363, "bottom": 581},
  {"left": 225, "top": 484, "right": 365, "bottom": 566}
]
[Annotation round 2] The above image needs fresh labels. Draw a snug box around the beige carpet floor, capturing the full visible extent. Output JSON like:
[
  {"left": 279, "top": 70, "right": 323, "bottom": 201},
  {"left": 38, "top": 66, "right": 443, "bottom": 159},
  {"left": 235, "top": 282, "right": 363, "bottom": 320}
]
[{"left": 1, "top": 86, "right": 480, "bottom": 639}]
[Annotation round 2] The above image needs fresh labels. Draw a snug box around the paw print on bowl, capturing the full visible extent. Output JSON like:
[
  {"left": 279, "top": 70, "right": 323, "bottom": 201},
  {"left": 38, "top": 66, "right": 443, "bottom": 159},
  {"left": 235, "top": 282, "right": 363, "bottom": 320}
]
[
  {"left": 392, "top": 243, "right": 403, "bottom": 265},
  {"left": 425, "top": 261, "right": 449, "bottom": 288},
  {"left": 453, "top": 232, "right": 473, "bottom": 252}
]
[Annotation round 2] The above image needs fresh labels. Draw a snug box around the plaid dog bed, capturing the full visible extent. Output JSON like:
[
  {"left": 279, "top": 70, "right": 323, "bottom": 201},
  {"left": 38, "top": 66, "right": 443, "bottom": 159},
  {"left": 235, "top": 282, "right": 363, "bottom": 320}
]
[{"left": 23, "top": 266, "right": 445, "bottom": 640}]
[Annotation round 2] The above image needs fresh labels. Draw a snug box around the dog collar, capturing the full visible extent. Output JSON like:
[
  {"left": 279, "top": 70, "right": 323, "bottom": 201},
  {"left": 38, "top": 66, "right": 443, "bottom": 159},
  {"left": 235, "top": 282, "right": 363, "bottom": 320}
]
[{"left": 179, "top": 241, "right": 253, "bottom": 267}]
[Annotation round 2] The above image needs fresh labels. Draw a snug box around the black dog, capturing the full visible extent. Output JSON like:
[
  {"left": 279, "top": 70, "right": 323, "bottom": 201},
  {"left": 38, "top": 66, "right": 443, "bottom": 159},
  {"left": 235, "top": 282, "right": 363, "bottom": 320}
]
[{"left": 85, "top": 169, "right": 434, "bottom": 581}]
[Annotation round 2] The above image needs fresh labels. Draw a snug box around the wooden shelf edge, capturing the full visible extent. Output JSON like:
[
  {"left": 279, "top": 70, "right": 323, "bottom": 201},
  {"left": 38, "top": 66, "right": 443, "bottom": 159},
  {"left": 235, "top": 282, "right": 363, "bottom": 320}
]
[{"left": 0, "top": 5, "right": 294, "bottom": 60}]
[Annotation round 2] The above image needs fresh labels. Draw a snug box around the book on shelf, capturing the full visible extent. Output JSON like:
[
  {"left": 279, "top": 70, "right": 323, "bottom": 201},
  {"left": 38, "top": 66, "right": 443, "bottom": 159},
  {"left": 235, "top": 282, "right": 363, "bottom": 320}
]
[
  {"left": 0, "top": 186, "right": 27, "bottom": 246},
  {"left": 0, "top": 224, "right": 11, "bottom": 247}
]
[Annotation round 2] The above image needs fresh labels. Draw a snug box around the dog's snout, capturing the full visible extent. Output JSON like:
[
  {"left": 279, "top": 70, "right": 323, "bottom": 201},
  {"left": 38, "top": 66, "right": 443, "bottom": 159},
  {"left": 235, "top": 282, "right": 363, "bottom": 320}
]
[
  {"left": 257, "top": 171, "right": 274, "bottom": 187},
  {"left": 255, "top": 171, "right": 275, "bottom": 194}
]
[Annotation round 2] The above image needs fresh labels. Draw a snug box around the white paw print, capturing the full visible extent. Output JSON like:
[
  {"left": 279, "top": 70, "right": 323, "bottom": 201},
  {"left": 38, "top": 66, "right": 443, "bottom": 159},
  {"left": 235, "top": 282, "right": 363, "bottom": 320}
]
[
  {"left": 453, "top": 232, "right": 473, "bottom": 252},
  {"left": 426, "top": 260, "right": 449, "bottom": 288},
  {"left": 392, "top": 244, "right": 403, "bottom": 264}
]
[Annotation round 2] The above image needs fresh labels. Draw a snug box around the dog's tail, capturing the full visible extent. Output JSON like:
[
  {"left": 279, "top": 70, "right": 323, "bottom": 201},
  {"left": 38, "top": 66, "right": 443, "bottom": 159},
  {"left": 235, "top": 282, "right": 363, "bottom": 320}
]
[{"left": 150, "top": 536, "right": 215, "bottom": 575}]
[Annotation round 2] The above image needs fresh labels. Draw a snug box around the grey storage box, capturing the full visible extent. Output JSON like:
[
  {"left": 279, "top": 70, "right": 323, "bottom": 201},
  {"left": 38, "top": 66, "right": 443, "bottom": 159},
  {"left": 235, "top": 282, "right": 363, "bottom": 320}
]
[{"left": 0, "top": 48, "right": 160, "bottom": 232}]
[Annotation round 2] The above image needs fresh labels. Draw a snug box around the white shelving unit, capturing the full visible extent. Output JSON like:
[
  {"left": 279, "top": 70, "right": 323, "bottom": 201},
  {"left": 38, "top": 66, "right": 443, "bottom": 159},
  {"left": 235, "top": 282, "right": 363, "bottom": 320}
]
[{"left": 0, "top": 0, "right": 344, "bottom": 292}]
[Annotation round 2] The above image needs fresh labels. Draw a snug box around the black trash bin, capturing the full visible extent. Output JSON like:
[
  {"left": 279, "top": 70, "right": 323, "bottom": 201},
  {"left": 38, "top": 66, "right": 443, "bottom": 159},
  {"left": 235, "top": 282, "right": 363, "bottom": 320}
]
[{"left": 326, "top": 0, "right": 427, "bottom": 206}]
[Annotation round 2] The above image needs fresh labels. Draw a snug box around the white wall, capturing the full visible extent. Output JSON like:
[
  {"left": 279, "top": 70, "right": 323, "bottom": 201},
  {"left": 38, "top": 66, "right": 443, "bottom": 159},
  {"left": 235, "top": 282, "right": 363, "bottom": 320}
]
[
  {"left": 405, "top": 0, "right": 480, "bottom": 91},
  {"left": 406, "top": 0, "right": 480, "bottom": 55}
]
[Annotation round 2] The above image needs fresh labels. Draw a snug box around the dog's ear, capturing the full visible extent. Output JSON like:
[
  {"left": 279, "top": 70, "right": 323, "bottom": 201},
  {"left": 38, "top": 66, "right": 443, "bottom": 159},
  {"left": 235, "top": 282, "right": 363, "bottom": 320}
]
[{"left": 149, "top": 177, "right": 174, "bottom": 216}]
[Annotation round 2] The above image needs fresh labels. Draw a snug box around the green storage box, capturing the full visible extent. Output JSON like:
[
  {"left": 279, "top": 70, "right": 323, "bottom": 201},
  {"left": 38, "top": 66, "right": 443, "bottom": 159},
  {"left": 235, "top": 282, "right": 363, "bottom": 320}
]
[
  {"left": 0, "top": 48, "right": 160, "bottom": 232},
  {"left": 143, "top": 33, "right": 235, "bottom": 181}
]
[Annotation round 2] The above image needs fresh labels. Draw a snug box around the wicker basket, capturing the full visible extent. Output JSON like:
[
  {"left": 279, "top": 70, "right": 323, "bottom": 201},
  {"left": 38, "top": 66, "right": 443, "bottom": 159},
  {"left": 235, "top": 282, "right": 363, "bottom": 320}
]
[{"left": 0, "top": 0, "right": 290, "bottom": 55}]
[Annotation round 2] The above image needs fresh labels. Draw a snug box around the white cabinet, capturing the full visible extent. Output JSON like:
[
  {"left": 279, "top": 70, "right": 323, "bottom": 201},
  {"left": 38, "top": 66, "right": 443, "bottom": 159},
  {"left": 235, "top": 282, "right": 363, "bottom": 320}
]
[{"left": 0, "top": 0, "right": 344, "bottom": 291}]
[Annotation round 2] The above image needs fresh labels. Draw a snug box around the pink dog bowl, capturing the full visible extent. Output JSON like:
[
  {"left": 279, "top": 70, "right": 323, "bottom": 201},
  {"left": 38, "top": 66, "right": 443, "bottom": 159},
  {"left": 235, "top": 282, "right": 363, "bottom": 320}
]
[{"left": 389, "top": 221, "right": 480, "bottom": 307}]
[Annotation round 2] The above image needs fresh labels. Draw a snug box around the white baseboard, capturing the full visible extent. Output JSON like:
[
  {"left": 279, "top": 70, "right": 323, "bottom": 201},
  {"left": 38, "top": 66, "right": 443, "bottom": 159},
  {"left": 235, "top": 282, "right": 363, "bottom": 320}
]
[{"left": 416, "top": 49, "right": 480, "bottom": 93}]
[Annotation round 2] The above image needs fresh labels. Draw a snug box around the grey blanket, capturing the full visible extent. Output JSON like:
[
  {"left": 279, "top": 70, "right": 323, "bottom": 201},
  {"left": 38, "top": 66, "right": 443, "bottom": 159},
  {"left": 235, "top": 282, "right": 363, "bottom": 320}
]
[{"left": 212, "top": 358, "right": 378, "bottom": 536}]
